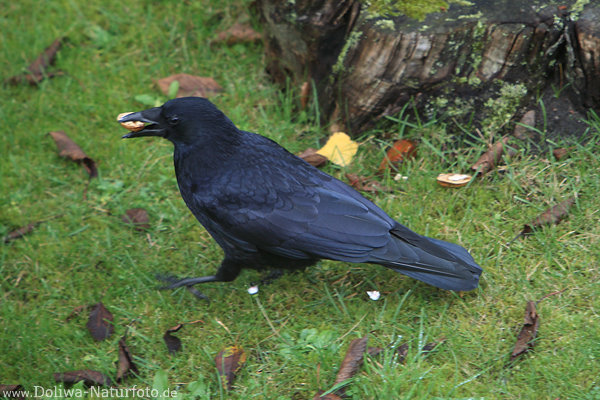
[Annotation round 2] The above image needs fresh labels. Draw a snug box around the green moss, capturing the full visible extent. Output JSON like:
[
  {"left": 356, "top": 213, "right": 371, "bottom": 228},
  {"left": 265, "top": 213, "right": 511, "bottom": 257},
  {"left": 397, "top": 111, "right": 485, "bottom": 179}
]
[
  {"left": 365, "top": 0, "right": 473, "bottom": 21},
  {"left": 332, "top": 30, "right": 363, "bottom": 75},
  {"left": 481, "top": 82, "right": 528, "bottom": 134}
]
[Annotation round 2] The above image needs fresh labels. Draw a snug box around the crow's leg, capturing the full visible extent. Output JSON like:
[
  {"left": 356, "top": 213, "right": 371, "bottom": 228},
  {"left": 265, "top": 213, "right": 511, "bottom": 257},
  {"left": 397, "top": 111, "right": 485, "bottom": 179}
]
[
  {"left": 259, "top": 269, "right": 285, "bottom": 285},
  {"left": 157, "top": 259, "right": 241, "bottom": 300}
]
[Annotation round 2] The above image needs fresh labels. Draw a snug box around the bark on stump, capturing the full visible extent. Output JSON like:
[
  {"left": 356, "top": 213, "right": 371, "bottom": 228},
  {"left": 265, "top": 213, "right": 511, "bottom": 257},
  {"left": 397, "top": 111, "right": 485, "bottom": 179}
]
[{"left": 256, "top": 0, "right": 600, "bottom": 138}]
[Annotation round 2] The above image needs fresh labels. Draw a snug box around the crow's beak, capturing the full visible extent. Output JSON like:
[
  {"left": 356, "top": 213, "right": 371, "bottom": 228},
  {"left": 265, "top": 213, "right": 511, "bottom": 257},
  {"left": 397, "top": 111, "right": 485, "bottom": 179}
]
[{"left": 119, "top": 107, "right": 166, "bottom": 138}]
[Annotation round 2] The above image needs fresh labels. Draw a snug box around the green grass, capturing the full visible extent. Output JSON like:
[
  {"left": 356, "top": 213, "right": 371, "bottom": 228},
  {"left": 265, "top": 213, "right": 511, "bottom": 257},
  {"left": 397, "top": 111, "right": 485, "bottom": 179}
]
[{"left": 2, "top": 1, "right": 600, "bottom": 399}]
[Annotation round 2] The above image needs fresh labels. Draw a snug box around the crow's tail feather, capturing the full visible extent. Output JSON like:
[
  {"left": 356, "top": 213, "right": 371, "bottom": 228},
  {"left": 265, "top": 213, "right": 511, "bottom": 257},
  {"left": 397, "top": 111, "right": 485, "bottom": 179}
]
[{"left": 371, "top": 226, "right": 482, "bottom": 291}]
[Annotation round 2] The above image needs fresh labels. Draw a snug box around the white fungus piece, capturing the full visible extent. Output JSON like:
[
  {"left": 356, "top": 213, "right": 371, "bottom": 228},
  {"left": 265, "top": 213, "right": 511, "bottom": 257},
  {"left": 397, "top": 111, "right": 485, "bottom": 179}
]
[
  {"left": 367, "top": 290, "right": 381, "bottom": 301},
  {"left": 247, "top": 285, "right": 259, "bottom": 295}
]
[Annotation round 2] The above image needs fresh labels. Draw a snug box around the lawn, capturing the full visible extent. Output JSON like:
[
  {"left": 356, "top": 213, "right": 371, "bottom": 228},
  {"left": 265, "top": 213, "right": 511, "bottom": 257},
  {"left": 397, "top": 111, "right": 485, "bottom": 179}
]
[{"left": 1, "top": 1, "right": 599, "bottom": 399}]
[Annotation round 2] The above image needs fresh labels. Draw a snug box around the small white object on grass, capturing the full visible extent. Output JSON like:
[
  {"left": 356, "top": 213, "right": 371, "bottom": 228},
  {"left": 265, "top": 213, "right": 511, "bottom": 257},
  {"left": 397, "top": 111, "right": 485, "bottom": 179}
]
[
  {"left": 247, "top": 285, "right": 259, "bottom": 295},
  {"left": 367, "top": 290, "right": 381, "bottom": 301}
]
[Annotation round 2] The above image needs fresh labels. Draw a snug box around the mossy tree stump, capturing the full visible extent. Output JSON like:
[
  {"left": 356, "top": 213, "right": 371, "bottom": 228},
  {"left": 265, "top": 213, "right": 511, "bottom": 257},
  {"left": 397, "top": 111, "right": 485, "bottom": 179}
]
[{"left": 256, "top": 0, "right": 600, "bottom": 138}]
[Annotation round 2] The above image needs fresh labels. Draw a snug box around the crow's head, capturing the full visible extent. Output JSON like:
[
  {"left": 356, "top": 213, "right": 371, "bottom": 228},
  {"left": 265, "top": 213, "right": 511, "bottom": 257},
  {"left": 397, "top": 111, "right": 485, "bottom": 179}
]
[{"left": 119, "top": 97, "right": 238, "bottom": 146}]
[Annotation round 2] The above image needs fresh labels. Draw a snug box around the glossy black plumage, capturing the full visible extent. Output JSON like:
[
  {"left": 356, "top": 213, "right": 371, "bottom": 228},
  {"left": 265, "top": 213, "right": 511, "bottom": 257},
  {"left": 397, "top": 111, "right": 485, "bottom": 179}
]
[{"left": 120, "top": 97, "right": 482, "bottom": 293}]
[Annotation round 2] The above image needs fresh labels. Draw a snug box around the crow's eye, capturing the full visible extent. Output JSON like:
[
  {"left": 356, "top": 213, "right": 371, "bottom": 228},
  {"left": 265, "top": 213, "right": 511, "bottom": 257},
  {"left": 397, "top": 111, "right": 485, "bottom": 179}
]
[{"left": 168, "top": 115, "right": 179, "bottom": 126}]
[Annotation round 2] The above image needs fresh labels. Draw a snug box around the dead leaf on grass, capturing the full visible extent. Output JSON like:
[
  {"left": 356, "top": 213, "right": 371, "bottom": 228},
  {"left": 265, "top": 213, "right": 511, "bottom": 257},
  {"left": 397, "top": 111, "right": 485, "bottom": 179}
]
[
  {"left": 4, "top": 222, "right": 39, "bottom": 243},
  {"left": 552, "top": 147, "right": 574, "bottom": 161},
  {"left": 300, "top": 81, "right": 311, "bottom": 110},
  {"left": 6, "top": 37, "right": 65, "bottom": 85},
  {"left": 345, "top": 173, "right": 392, "bottom": 193},
  {"left": 116, "top": 336, "right": 138, "bottom": 381},
  {"left": 512, "top": 110, "right": 536, "bottom": 141},
  {"left": 511, "top": 301, "right": 540, "bottom": 361},
  {"left": 316, "top": 132, "right": 358, "bottom": 167},
  {"left": 163, "top": 324, "right": 183, "bottom": 355},
  {"left": 86, "top": 302, "right": 114, "bottom": 341},
  {"left": 121, "top": 208, "right": 150, "bottom": 231},
  {"left": 156, "top": 74, "right": 222, "bottom": 98},
  {"left": 215, "top": 346, "right": 246, "bottom": 390},
  {"left": 298, "top": 148, "right": 328, "bottom": 168},
  {"left": 48, "top": 131, "right": 98, "bottom": 178},
  {"left": 53, "top": 370, "right": 111, "bottom": 387},
  {"left": 522, "top": 197, "right": 576, "bottom": 235},
  {"left": 471, "top": 136, "right": 509, "bottom": 175},
  {"left": 214, "top": 22, "right": 261, "bottom": 45},
  {"left": 0, "top": 385, "right": 25, "bottom": 400},
  {"left": 378, "top": 139, "right": 417, "bottom": 173},
  {"left": 333, "top": 336, "right": 368, "bottom": 396}
]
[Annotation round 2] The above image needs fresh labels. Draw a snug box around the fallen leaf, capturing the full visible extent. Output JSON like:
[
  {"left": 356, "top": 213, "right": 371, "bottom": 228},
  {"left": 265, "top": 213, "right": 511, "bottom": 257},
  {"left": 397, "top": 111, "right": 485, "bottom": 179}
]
[
  {"left": 421, "top": 338, "right": 446, "bottom": 354},
  {"left": 86, "top": 302, "right": 114, "bottom": 341},
  {"left": 512, "top": 110, "right": 536, "bottom": 140},
  {"left": 3, "top": 222, "right": 39, "bottom": 243},
  {"left": 345, "top": 173, "right": 392, "bottom": 193},
  {"left": 163, "top": 324, "right": 183, "bottom": 355},
  {"left": 215, "top": 346, "right": 246, "bottom": 390},
  {"left": 552, "top": 147, "right": 573, "bottom": 161},
  {"left": 511, "top": 301, "right": 540, "bottom": 361},
  {"left": 300, "top": 81, "right": 311, "bottom": 110},
  {"left": 28, "top": 37, "right": 64, "bottom": 76},
  {"left": 116, "top": 336, "right": 138, "bottom": 381},
  {"left": 54, "top": 370, "right": 111, "bottom": 387},
  {"left": 298, "top": 148, "right": 328, "bottom": 168},
  {"left": 0, "top": 385, "right": 25, "bottom": 400},
  {"left": 316, "top": 132, "right": 358, "bottom": 167},
  {"left": 313, "top": 391, "right": 343, "bottom": 400},
  {"left": 156, "top": 74, "right": 222, "bottom": 98},
  {"left": 48, "top": 131, "right": 98, "bottom": 178},
  {"left": 396, "top": 342, "right": 409, "bottom": 362},
  {"left": 522, "top": 197, "right": 576, "bottom": 235},
  {"left": 333, "top": 336, "right": 368, "bottom": 396},
  {"left": 214, "top": 22, "right": 261, "bottom": 45},
  {"left": 121, "top": 208, "right": 150, "bottom": 231},
  {"left": 471, "top": 136, "right": 510, "bottom": 175},
  {"left": 436, "top": 173, "right": 472, "bottom": 188},
  {"left": 6, "top": 37, "right": 64, "bottom": 85},
  {"left": 6, "top": 71, "right": 65, "bottom": 86},
  {"left": 378, "top": 139, "right": 417, "bottom": 172}
]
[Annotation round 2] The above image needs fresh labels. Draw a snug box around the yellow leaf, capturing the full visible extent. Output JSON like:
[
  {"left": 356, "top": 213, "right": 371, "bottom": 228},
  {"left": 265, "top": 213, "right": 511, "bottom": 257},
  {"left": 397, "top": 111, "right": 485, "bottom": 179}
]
[{"left": 315, "top": 132, "right": 358, "bottom": 167}]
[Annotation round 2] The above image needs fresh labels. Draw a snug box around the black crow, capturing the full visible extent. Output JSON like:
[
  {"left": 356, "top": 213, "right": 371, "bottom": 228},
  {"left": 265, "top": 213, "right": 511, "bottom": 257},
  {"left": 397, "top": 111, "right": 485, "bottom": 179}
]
[{"left": 119, "top": 97, "right": 481, "bottom": 295}]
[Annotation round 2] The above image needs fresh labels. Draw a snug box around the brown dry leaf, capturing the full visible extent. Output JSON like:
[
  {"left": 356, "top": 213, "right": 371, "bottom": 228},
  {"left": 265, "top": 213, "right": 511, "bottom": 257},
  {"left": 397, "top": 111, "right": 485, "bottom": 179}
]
[
  {"left": 0, "top": 385, "right": 25, "bottom": 400},
  {"left": 378, "top": 139, "right": 417, "bottom": 172},
  {"left": 298, "top": 148, "right": 328, "bottom": 168},
  {"left": 6, "top": 37, "right": 64, "bottom": 86},
  {"left": 215, "top": 22, "right": 262, "bottom": 45},
  {"left": 513, "top": 110, "right": 536, "bottom": 140},
  {"left": 7, "top": 71, "right": 65, "bottom": 86},
  {"left": 163, "top": 324, "right": 183, "bottom": 355},
  {"left": 86, "top": 302, "right": 114, "bottom": 341},
  {"left": 511, "top": 301, "right": 540, "bottom": 361},
  {"left": 28, "top": 37, "right": 64, "bottom": 75},
  {"left": 333, "top": 336, "right": 368, "bottom": 396},
  {"left": 471, "top": 136, "right": 509, "bottom": 175},
  {"left": 3, "top": 222, "right": 39, "bottom": 243},
  {"left": 53, "top": 370, "right": 111, "bottom": 387},
  {"left": 48, "top": 131, "right": 98, "bottom": 178},
  {"left": 313, "top": 391, "right": 343, "bottom": 400},
  {"left": 122, "top": 208, "right": 150, "bottom": 231},
  {"left": 116, "top": 336, "right": 138, "bottom": 381},
  {"left": 522, "top": 197, "right": 576, "bottom": 235},
  {"left": 396, "top": 339, "right": 445, "bottom": 363},
  {"left": 345, "top": 173, "right": 392, "bottom": 193},
  {"left": 300, "top": 81, "right": 311, "bottom": 110},
  {"left": 396, "top": 342, "right": 409, "bottom": 362},
  {"left": 156, "top": 74, "right": 222, "bottom": 98},
  {"left": 54, "top": 371, "right": 111, "bottom": 387},
  {"left": 215, "top": 346, "right": 246, "bottom": 390},
  {"left": 552, "top": 147, "right": 573, "bottom": 161}
]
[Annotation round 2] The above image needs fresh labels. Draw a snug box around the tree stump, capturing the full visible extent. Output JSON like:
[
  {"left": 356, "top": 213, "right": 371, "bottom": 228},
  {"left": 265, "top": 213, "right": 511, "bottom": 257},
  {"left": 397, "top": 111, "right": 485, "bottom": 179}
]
[{"left": 256, "top": 0, "right": 600, "bottom": 138}]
